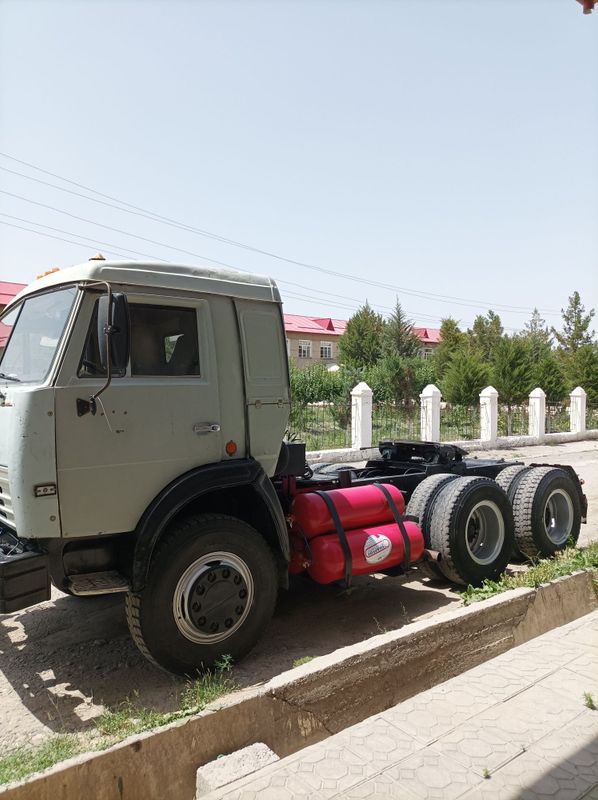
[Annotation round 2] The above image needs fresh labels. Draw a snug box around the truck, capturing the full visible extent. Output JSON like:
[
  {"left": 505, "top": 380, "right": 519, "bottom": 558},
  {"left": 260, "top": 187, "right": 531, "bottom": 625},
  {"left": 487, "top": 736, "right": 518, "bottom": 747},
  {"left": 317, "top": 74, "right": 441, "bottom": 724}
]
[{"left": 0, "top": 259, "right": 587, "bottom": 675}]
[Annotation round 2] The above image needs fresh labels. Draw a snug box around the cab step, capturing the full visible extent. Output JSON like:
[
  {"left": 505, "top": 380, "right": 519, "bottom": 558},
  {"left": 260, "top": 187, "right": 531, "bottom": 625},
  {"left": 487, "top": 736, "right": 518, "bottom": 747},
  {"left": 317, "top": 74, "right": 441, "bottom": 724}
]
[{"left": 68, "top": 571, "right": 129, "bottom": 596}]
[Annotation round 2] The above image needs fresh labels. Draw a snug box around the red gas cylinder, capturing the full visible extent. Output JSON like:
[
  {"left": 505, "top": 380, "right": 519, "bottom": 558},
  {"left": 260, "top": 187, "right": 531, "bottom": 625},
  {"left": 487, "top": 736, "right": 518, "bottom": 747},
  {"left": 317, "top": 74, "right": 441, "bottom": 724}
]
[
  {"left": 290, "top": 484, "right": 406, "bottom": 540},
  {"left": 306, "top": 521, "right": 425, "bottom": 584}
]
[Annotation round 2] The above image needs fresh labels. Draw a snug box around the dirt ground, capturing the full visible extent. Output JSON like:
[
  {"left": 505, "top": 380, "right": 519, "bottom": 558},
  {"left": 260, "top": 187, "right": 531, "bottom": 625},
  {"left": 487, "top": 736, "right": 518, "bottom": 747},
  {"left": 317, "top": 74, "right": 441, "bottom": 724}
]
[{"left": 1, "top": 440, "right": 597, "bottom": 752}]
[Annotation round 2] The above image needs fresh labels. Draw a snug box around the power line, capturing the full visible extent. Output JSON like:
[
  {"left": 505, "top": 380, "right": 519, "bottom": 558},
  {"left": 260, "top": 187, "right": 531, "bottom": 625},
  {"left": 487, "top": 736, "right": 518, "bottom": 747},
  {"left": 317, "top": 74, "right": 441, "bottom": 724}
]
[
  {"left": 0, "top": 220, "right": 131, "bottom": 260},
  {"left": 0, "top": 213, "right": 167, "bottom": 263},
  {"left": 0, "top": 154, "right": 560, "bottom": 316},
  {"left": 3, "top": 217, "right": 525, "bottom": 331},
  {"left": 1, "top": 212, "right": 443, "bottom": 322}
]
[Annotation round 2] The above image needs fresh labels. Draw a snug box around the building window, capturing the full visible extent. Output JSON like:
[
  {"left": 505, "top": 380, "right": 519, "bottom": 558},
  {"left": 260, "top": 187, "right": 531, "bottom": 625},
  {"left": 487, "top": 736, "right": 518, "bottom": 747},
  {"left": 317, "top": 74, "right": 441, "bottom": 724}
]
[
  {"left": 298, "top": 340, "right": 312, "bottom": 358},
  {"left": 422, "top": 348, "right": 433, "bottom": 359},
  {"left": 320, "top": 341, "right": 332, "bottom": 359}
]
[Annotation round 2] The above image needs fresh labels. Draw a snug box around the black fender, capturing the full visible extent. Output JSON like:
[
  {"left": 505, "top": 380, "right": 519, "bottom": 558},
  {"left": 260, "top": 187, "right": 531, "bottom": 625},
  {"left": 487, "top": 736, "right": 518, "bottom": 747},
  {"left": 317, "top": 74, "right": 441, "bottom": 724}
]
[{"left": 131, "top": 459, "right": 289, "bottom": 592}]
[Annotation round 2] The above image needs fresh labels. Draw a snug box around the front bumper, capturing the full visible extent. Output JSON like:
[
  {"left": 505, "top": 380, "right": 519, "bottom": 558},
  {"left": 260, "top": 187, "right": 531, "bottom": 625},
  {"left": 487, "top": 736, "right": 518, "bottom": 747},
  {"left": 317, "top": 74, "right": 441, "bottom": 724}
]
[{"left": 0, "top": 532, "right": 50, "bottom": 613}]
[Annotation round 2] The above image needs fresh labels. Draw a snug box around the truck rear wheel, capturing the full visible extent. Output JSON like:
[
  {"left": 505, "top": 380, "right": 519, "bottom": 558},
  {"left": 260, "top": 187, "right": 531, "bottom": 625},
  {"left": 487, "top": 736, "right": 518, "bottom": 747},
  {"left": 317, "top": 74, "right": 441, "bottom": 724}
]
[
  {"left": 495, "top": 465, "right": 533, "bottom": 558},
  {"left": 406, "top": 473, "right": 460, "bottom": 581},
  {"left": 430, "top": 477, "right": 515, "bottom": 586},
  {"left": 126, "top": 514, "right": 278, "bottom": 675},
  {"left": 511, "top": 467, "right": 581, "bottom": 559}
]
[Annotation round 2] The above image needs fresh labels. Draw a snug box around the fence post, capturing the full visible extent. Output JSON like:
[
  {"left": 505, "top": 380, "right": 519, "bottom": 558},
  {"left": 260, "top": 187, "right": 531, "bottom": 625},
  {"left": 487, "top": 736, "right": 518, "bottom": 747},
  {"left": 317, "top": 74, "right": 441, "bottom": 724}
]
[
  {"left": 528, "top": 387, "right": 546, "bottom": 440},
  {"left": 569, "top": 386, "right": 587, "bottom": 434},
  {"left": 420, "top": 384, "right": 441, "bottom": 442},
  {"left": 351, "top": 381, "right": 373, "bottom": 449},
  {"left": 479, "top": 386, "right": 498, "bottom": 444}
]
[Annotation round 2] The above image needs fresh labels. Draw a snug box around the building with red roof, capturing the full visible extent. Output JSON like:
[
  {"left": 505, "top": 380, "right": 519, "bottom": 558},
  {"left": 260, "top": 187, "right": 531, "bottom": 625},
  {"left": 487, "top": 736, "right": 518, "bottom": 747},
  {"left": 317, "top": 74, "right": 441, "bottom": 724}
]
[
  {"left": 0, "top": 281, "right": 26, "bottom": 311},
  {"left": 284, "top": 314, "right": 440, "bottom": 367},
  {"left": 0, "top": 281, "right": 27, "bottom": 350}
]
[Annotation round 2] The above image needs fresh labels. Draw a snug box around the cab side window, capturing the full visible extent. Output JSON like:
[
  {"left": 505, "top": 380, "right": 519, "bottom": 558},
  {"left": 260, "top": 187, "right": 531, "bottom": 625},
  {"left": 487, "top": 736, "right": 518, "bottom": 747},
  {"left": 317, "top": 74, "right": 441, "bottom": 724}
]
[
  {"left": 130, "top": 304, "right": 200, "bottom": 376},
  {"left": 78, "top": 301, "right": 201, "bottom": 377}
]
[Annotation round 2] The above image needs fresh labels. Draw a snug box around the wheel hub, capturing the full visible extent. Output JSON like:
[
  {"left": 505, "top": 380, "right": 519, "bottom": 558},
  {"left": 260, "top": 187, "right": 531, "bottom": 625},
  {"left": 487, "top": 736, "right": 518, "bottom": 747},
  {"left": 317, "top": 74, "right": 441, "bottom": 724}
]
[
  {"left": 187, "top": 566, "right": 248, "bottom": 635},
  {"left": 173, "top": 551, "right": 254, "bottom": 644},
  {"left": 543, "top": 489, "right": 574, "bottom": 545},
  {"left": 465, "top": 500, "right": 505, "bottom": 565}
]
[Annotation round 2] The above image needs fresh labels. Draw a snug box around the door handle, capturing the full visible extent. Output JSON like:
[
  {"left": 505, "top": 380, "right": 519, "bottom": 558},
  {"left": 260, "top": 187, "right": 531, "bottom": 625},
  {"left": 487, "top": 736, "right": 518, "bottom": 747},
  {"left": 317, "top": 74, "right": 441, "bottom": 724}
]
[{"left": 193, "top": 423, "right": 221, "bottom": 434}]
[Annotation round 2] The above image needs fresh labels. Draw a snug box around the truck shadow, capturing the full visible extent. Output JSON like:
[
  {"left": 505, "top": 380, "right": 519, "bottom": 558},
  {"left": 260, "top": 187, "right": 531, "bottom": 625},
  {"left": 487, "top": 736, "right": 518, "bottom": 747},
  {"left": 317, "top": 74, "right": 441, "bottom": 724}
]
[{"left": 0, "top": 570, "right": 458, "bottom": 742}]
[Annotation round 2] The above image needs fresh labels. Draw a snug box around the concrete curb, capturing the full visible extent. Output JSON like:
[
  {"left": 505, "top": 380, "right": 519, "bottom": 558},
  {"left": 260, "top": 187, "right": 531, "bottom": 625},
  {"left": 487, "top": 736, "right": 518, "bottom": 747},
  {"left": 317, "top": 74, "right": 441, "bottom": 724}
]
[
  {"left": 306, "top": 429, "right": 598, "bottom": 464},
  {"left": 2, "top": 569, "right": 597, "bottom": 800}
]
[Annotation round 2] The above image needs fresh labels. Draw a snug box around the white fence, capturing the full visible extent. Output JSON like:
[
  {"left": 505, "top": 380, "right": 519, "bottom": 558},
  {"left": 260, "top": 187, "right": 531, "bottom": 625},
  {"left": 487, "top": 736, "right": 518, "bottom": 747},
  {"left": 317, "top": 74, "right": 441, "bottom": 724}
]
[{"left": 307, "top": 383, "right": 596, "bottom": 461}]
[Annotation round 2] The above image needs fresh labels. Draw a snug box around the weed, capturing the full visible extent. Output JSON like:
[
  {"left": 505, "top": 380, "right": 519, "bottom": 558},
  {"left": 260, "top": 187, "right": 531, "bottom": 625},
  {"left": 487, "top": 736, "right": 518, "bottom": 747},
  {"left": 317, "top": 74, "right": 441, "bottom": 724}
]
[
  {"left": 482, "top": 767, "right": 491, "bottom": 779},
  {"left": 0, "top": 736, "right": 81, "bottom": 786},
  {"left": 292, "top": 656, "right": 314, "bottom": 668},
  {"left": 461, "top": 543, "right": 598, "bottom": 606},
  {"left": 96, "top": 655, "right": 236, "bottom": 741},
  {"left": 583, "top": 692, "right": 596, "bottom": 710}
]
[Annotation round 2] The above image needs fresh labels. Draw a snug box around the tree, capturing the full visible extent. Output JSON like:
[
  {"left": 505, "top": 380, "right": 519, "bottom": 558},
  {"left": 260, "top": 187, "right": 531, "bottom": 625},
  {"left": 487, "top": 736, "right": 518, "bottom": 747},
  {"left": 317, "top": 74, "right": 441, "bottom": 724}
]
[
  {"left": 553, "top": 291, "right": 596, "bottom": 353},
  {"left": 521, "top": 308, "right": 553, "bottom": 362},
  {"left": 433, "top": 317, "right": 466, "bottom": 377},
  {"left": 565, "top": 344, "right": 598, "bottom": 404},
  {"left": 492, "top": 337, "right": 533, "bottom": 434},
  {"left": 338, "top": 302, "right": 385, "bottom": 368},
  {"left": 468, "top": 310, "right": 504, "bottom": 362},
  {"left": 442, "top": 351, "right": 491, "bottom": 406},
  {"left": 381, "top": 299, "right": 421, "bottom": 359},
  {"left": 531, "top": 352, "right": 566, "bottom": 402}
]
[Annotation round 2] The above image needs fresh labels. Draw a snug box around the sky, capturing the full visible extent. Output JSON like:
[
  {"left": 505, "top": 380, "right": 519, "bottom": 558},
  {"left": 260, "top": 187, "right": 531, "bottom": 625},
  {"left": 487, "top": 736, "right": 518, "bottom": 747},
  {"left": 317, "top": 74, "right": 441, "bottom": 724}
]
[{"left": 0, "top": 0, "right": 596, "bottom": 334}]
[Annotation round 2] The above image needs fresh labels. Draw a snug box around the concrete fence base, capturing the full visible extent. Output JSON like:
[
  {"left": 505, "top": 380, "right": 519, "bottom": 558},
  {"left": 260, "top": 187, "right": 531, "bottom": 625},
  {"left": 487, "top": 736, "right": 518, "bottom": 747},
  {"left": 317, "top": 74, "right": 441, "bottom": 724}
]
[
  {"left": 3, "top": 570, "right": 597, "bottom": 800},
  {"left": 307, "top": 428, "right": 598, "bottom": 465}
]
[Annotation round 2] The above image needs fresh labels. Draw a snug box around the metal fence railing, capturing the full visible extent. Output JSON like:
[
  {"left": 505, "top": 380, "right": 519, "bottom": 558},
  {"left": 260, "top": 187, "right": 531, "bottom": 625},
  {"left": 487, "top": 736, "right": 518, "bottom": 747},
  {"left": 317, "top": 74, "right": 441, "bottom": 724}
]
[
  {"left": 373, "top": 404, "right": 420, "bottom": 442},
  {"left": 587, "top": 403, "right": 598, "bottom": 431},
  {"left": 497, "top": 405, "right": 529, "bottom": 437},
  {"left": 288, "top": 403, "right": 351, "bottom": 451},
  {"left": 545, "top": 400, "right": 570, "bottom": 434},
  {"left": 440, "top": 405, "right": 480, "bottom": 441}
]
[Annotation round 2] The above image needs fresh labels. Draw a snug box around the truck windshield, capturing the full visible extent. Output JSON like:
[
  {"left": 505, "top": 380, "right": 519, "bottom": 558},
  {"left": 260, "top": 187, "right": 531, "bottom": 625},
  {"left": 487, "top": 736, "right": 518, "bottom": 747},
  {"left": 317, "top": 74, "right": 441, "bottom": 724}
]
[{"left": 0, "top": 287, "right": 77, "bottom": 383}]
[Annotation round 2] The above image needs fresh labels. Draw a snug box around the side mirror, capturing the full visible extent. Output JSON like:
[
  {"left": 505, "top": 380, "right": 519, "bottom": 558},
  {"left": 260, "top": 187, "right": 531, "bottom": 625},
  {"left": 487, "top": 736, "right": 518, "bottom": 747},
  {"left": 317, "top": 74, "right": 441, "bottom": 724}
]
[{"left": 98, "top": 293, "right": 130, "bottom": 374}]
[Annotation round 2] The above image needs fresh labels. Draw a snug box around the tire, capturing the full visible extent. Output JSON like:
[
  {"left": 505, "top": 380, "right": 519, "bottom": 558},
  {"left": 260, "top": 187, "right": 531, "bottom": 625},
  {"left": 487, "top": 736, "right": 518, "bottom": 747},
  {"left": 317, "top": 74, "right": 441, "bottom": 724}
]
[
  {"left": 495, "top": 465, "right": 534, "bottom": 558},
  {"left": 126, "top": 514, "right": 278, "bottom": 675},
  {"left": 429, "top": 477, "right": 515, "bottom": 587},
  {"left": 511, "top": 467, "right": 582, "bottom": 560},
  {"left": 495, "top": 465, "right": 533, "bottom": 501},
  {"left": 406, "top": 474, "right": 460, "bottom": 582},
  {"left": 312, "top": 463, "right": 359, "bottom": 479}
]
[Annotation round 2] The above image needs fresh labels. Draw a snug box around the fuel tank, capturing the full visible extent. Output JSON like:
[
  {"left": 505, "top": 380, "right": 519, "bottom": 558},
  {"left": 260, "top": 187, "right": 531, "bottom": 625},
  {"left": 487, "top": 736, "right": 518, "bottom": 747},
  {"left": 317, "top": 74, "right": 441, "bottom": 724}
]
[
  {"left": 290, "top": 484, "right": 406, "bottom": 540},
  {"left": 306, "top": 520, "right": 425, "bottom": 584}
]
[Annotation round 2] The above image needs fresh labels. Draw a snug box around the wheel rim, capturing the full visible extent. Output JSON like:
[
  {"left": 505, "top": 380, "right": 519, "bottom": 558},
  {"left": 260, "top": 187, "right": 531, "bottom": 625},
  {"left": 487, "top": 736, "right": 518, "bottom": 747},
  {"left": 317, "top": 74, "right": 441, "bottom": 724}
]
[
  {"left": 172, "top": 551, "right": 254, "bottom": 644},
  {"left": 465, "top": 501, "right": 505, "bottom": 565},
  {"left": 543, "top": 489, "right": 574, "bottom": 545}
]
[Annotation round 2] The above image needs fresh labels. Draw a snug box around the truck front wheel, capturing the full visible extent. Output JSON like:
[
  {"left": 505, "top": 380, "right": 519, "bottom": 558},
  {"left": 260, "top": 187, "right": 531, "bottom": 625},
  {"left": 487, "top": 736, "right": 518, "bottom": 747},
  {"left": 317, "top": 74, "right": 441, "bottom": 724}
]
[{"left": 126, "top": 514, "right": 278, "bottom": 675}]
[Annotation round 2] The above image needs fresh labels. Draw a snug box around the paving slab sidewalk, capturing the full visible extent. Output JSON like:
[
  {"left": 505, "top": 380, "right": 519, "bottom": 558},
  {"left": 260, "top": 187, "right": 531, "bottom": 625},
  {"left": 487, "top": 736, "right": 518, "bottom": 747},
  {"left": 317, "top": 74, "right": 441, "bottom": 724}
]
[{"left": 205, "top": 610, "right": 598, "bottom": 799}]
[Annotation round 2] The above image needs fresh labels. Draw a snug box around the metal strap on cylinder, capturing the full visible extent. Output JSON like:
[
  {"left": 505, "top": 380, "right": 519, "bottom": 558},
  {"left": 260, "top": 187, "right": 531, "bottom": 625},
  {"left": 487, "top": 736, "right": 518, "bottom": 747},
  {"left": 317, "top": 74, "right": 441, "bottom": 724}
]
[
  {"left": 314, "top": 491, "right": 353, "bottom": 588},
  {"left": 373, "top": 482, "right": 411, "bottom": 570}
]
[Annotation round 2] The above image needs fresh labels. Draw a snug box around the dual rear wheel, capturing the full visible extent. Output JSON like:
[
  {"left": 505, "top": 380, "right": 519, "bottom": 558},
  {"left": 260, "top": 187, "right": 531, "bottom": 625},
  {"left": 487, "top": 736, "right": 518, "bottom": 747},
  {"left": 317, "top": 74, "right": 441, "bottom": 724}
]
[{"left": 407, "top": 467, "right": 582, "bottom": 587}]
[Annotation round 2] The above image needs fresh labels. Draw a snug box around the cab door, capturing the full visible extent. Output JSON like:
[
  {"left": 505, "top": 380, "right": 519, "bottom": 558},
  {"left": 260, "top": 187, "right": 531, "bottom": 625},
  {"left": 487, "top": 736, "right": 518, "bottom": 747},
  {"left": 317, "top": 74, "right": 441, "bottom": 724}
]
[
  {"left": 235, "top": 300, "right": 290, "bottom": 476},
  {"left": 55, "top": 290, "right": 221, "bottom": 537}
]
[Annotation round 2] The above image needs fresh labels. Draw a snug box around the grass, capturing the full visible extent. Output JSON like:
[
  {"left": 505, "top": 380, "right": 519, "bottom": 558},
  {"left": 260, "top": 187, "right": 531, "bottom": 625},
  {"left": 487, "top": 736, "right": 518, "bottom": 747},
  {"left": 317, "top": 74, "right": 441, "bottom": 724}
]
[
  {"left": 292, "top": 655, "right": 314, "bottom": 668},
  {"left": 482, "top": 767, "right": 491, "bottom": 780},
  {"left": 0, "top": 656, "right": 236, "bottom": 786},
  {"left": 96, "top": 655, "right": 236, "bottom": 740},
  {"left": 461, "top": 543, "right": 598, "bottom": 606},
  {"left": 584, "top": 692, "right": 596, "bottom": 710},
  {"left": 0, "top": 736, "right": 82, "bottom": 786}
]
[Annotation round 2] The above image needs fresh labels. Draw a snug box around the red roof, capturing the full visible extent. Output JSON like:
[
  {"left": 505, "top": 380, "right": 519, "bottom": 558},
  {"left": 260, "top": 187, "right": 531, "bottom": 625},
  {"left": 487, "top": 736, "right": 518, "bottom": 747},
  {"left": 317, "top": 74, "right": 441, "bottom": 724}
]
[
  {"left": 284, "top": 315, "right": 347, "bottom": 337},
  {"left": 0, "top": 281, "right": 26, "bottom": 307},
  {"left": 413, "top": 327, "right": 442, "bottom": 345}
]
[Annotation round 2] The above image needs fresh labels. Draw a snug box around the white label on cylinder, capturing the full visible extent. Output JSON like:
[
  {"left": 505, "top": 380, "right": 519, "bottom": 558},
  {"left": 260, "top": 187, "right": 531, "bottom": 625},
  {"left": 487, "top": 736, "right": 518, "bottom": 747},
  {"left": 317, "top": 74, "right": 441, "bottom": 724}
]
[{"left": 363, "top": 533, "right": 393, "bottom": 564}]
